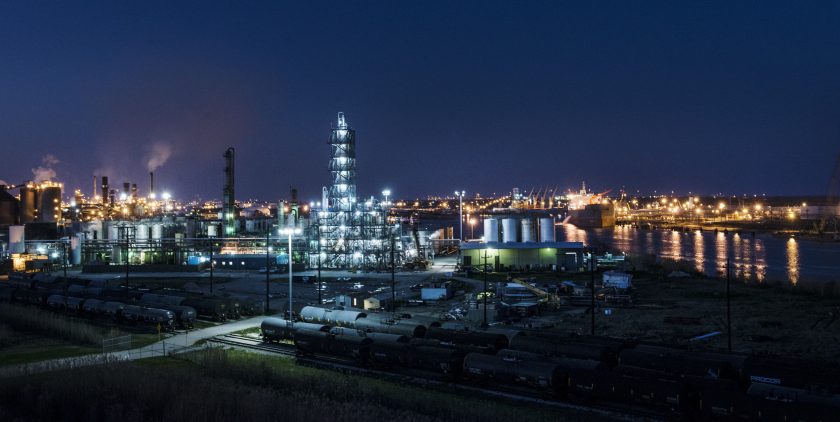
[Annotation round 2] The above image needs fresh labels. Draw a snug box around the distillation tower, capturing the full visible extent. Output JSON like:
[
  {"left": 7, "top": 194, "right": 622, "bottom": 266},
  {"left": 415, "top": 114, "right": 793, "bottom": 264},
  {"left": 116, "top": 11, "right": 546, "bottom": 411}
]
[{"left": 309, "top": 113, "right": 403, "bottom": 269}]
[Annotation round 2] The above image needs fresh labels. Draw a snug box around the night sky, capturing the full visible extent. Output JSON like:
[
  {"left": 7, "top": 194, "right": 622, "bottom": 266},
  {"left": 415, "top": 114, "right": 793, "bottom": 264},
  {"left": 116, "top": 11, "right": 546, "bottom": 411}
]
[{"left": 1, "top": 1, "right": 839, "bottom": 201}]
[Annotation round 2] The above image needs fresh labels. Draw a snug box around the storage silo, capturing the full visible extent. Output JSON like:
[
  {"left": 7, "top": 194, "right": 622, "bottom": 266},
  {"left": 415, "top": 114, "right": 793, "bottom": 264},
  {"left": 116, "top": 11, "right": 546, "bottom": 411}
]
[
  {"left": 19, "top": 186, "right": 36, "bottom": 223},
  {"left": 483, "top": 218, "right": 499, "bottom": 242},
  {"left": 539, "top": 217, "right": 555, "bottom": 242},
  {"left": 0, "top": 189, "right": 18, "bottom": 225},
  {"left": 107, "top": 223, "right": 119, "bottom": 241},
  {"left": 135, "top": 224, "right": 148, "bottom": 241},
  {"left": 37, "top": 184, "right": 62, "bottom": 223},
  {"left": 151, "top": 223, "right": 163, "bottom": 240},
  {"left": 521, "top": 219, "right": 534, "bottom": 243},
  {"left": 502, "top": 218, "right": 518, "bottom": 243},
  {"left": 207, "top": 223, "right": 219, "bottom": 237}
]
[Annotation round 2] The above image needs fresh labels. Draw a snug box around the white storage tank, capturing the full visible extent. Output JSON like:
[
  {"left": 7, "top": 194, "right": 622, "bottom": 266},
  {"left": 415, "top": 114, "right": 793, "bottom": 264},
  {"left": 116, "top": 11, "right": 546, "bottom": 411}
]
[
  {"left": 108, "top": 224, "right": 119, "bottom": 241},
  {"left": 151, "top": 223, "right": 163, "bottom": 240},
  {"left": 483, "top": 218, "right": 499, "bottom": 242},
  {"left": 207, "top": 224, "right": 218, "bottom": 237},
  {"left": 502, "top": 218, "right": 518, "bottom": 243},
  {"left": 521, "top": 219, "right": 534, "bottom": 243},
  {"left": 135, "top": 224, "right": 148, "bottom": 240},
  {"left": 9, "top": 225, "right": 25, "bottom": 254},
  {"left": 539, "top": 217, "right": 555, "bottom": 242}
]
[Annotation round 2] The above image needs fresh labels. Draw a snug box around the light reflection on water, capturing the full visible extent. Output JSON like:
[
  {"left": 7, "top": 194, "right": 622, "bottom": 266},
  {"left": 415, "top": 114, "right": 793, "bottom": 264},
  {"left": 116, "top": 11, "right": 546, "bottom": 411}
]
[
  {"left": 555, "top": 224, "right": 829, "bottom": 285},
  {"left": 787, "top": 238, "right": 799, "bottom": 285}
]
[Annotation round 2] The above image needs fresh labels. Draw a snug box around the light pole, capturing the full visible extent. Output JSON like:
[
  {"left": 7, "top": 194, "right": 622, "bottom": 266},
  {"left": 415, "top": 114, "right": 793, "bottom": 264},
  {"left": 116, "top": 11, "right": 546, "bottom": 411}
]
[
  {"left": 454, "top": 191, "right": 465, "bottom": 241},
  {"left": 280, "top": 227, "right": 302, "bottom": 324},
  {"left": 265, "top": 227, "right": 271, "bottom": 314},
  {"left": 316, "top": 223, "right": 322, "bottom": 305},
  {"left": 209, "top": 237, "right": 215, "bottom": 294},
  {"left": 590, "top": 247, "right": 596, "bottom": 336}
]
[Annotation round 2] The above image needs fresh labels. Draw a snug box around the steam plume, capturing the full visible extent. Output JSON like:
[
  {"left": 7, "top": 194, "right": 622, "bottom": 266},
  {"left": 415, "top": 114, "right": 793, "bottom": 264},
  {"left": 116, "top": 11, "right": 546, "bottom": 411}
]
[
  {"left": 31, "top": 155, "right": 59, "bottom": 183},
  {"left": 146, "top": 142, "right": 173, "bottom": 172}
]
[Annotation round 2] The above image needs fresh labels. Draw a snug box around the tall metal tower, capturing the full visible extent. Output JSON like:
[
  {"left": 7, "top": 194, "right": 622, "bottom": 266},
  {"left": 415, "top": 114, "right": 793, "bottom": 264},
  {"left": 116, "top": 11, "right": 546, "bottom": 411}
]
[
  {"left": 223, "top": 147, "right": 236, "bottom": 237},
  {"left": 328, "top": 112, "right": 356, "bottom": 210}
]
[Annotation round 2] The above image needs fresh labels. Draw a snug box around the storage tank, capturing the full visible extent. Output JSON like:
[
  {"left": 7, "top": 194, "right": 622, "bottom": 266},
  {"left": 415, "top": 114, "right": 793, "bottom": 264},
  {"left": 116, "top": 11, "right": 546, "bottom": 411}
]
[
  {"left": 0, "top": 189, "right": 18, "bottom": 225},
  {"left": 539, "top": 218, "right": 555, "bottom": 242},
  {"left": 521, "top": 219, "right": 534, "bottom": 243},
  {"left": 9, "top": 225, "right": 25, "bottom": 254},
  {"left": 502, "top": 218, "right": 518, "bottom": 243},
  {"left": 483, "top": 218, "right": 499, "bottom": 242},
  {"left": 37, "top": 185, "right": 62, "bottom": 223},
  {"left": 151, "top": 223, "right": 163, "bottom": 240},
  {"left": 107, "top": 223, "right": 119, "bottom": 241},
  {"left": 19, "top": 186, "right": 36, "bottom": 223},
  {"left": 207, "top": 224, "right": 218, "bottom": 237},
  {"left": 135, "top": 224, "right": 148, "bottom": 240}
]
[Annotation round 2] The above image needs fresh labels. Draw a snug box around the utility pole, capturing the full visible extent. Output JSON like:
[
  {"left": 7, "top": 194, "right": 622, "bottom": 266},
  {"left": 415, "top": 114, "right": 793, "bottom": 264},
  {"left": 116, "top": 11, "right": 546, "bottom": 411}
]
[
  {"left": 483, "top": 247, "right": 488, "bottom": 328},
  {"left": 391, "top": 234, "right": 396, "bottom": 312},
  {"left": 124, "top": 232, "right": 129, "bottom": 288},
  {"left": 265, "top": 227, "right": 271, "bottom": 315},
  {"left": 62, "top": 240, "right": 67, "bottom": 279},
  {"left": 209, "top": 238, "right": 214, "bottom": 294},
  {"left": 590, "top": 248, "right": 596, "bottom": 336},
  {"left": 727, "top": 257, "right": 732, "bottom": 352},
  {"left": 317, "top": 223, "right": 322, "bottom": 305}
]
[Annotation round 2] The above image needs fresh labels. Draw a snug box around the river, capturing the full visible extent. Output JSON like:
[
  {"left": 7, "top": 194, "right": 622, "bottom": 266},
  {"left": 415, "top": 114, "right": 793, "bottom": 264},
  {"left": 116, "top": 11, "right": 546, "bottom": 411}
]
[{"left": 558, "top": 224, "right": 840, "bottom": 286}]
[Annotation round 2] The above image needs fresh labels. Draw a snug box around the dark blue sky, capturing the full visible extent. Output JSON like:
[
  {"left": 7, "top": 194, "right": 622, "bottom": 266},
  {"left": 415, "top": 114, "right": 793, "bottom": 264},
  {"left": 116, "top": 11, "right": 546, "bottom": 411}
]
[{"left": 1, "top": 1, "right": 839, "bottom": 201}]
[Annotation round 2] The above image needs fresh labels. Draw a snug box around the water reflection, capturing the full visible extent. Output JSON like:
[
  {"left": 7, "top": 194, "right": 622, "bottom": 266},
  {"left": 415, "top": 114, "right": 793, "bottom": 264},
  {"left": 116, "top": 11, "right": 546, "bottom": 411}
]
[
  {"left": 787, "top": 237, "right": 799, "bottom": 285},
  {"left": 556, "top": 224, "right": 796, "bottom": 282},
  {"left": 693, "top": 230, "right": 704, "bottom": 273}
]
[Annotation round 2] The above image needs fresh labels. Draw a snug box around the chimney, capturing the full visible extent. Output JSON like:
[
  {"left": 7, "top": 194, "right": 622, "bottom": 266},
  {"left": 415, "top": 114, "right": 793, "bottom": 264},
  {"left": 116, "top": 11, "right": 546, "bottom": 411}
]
[{"left": 149, "top": 172, "right": 155, "bottom": 197}]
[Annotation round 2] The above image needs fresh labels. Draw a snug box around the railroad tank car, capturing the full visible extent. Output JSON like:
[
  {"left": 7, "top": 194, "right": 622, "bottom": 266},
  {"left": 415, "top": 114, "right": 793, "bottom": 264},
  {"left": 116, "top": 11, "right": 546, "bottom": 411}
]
[
  {"left": 181, "top": 297, "right": 227, "bottom": 321},
  {"left": 744, "top": 383, "right": 840, "bottom": 421},
  {"left": 160, "top": 305, "right": 196, "bottom": 328},
  {"left": 606, "top": 366, "right": 685, "bottom": 409},
  {"left": 261, "top": 318, "right": 329, "bottom": 342},
  {"left": 121, "top": 305, "right": 175, "bottom": 329},
  {"left": 618, "top": 345, "right": 739, "bottom": 380},
  {"left": 408, "top": 346, "right": 465, "bottom": 375},
  {"left": 355, "top": 316, "right": 426, "bottom": 338},
  {"left": 299, "top": 306, "right": 367, "bottom": 327},
  {"left": 13, "top": 288, "right": 48, "bottom": 305},
  {"left": 82, "top": 298, "right": 105, "bottom": 314},
  {"left": 508, "top": 333, "right": 622, "bottom": 364},
  {"left": 46, "top": 295, "right": 84, "bottom": 313},
  {"left": 99, "top": 301, "right": 125, "bottom": 320},
  {"left": 742, "top": 355, "right": 840, "bottom": 391},
  {"left": 463, "top": 352, "right": 560, "bottom": 390},
  {"left": 293, "top": 329, "right": 372, "bottom": 362},
  {"left": 140, "top": 293, "right": 186, "bottom": 306},
  {"left": 425, "top": 327, "right": 509, "bottom": 352},
  {"left": 366, "top": 333, "right": 411, "bottom": 367}
]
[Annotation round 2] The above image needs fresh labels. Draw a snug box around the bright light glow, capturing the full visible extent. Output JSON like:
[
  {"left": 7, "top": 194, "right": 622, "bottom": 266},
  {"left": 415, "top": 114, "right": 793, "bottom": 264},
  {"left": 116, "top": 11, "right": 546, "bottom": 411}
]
[
  {"left": 149, "top": 193, "right": 156, "bottom": 199},
  {"left": 382, "top": 189, "right": 391, "bottom": 197},
  {"left": 119, "top": 192, "right": 127, "bottom": 201},
  {"left": 279, "top": 227, "right": 302, "bottom": 235},
  {"left": 162, "top": 192, "right": 171, "bottom": 200}
]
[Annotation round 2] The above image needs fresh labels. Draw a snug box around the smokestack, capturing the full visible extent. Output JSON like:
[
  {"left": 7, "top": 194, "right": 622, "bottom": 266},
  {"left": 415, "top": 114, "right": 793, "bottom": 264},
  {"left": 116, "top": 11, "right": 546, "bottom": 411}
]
[
  {"left": 93, "top": 176, "right": 97, "bottom": 199},
  {"left": 131, "top": 183, "right": 137, "bottom": 200},
  {"left": 223, "top": 147, "right": 235, "bottom": 237},
  {"left": 149, "top": 172, "right": 155, "bottom": 197},
  {"left": 101, "top": 176, "right": 109, "bottom": 204}
]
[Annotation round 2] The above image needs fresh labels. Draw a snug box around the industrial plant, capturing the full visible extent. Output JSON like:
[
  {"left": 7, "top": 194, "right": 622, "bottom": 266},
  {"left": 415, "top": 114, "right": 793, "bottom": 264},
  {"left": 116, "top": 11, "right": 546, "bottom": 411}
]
[{"left": 0, "top": 113, "right": 428, "bottom": 274}]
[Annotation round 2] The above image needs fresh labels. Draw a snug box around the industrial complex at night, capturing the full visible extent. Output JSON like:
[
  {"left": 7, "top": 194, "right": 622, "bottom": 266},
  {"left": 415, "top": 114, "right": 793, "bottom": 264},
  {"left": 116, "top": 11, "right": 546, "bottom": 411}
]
[{"left": 3, "top": 2, "right": 840, "bottom": 421}]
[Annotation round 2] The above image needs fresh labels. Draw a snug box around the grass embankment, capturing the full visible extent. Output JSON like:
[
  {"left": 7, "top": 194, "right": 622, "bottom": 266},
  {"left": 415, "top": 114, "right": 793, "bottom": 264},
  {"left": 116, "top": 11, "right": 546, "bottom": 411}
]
[
  {"left": 0, "top": 304, "right": 160, "bottom": 366},
  {"left": 469, "top": 257, "right": 840, "bottom": 361},
  {"left": 0, "top": 348, "right": 604, "bottom": 422}
]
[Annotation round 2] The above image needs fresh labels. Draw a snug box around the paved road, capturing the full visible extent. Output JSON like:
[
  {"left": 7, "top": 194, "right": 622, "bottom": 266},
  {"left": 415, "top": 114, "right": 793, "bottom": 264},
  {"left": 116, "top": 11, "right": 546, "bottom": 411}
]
[{"left": 0, "top": 313, "right": 278, "bottom": 379}]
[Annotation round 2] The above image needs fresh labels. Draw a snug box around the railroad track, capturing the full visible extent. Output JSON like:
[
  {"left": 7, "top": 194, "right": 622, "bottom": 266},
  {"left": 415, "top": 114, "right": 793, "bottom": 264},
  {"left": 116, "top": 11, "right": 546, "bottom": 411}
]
[{"left": 205, "top": 334, "right": 666, "bottom": 421}]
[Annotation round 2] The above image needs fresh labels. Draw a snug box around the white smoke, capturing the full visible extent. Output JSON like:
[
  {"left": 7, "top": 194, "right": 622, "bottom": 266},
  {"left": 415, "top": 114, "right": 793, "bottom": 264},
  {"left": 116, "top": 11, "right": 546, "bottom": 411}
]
[
  {"left": 31, "top": 155, "right": 59, "bottom": 183},
  {"left": 146, "top": 142, "right": 173, "bottom": 172}
]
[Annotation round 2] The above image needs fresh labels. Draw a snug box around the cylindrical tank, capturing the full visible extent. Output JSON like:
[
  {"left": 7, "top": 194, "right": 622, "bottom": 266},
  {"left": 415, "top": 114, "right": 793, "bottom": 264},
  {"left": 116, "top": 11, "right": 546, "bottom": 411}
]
[
  {"left": 539, "top": 218, "right": 555, "bottom": 242},
  {"left": 19, "top": 186, "right": 36, "bottom": 223},
  {"left": 151, "top": 223, "right": 163, "bottom": 240},
  {"left": 107, "top": 224, "right": 119, "bottom": 241},
  {"left": 502, "top": 218, "right": 518, "bottom": 243},
  {"left": 37, "top": 185, "right": 62, "bottom": 223},
  {"left": 207, "top": 224, "right": 218, "bottom": 237},
  {"left": 483, "top": 218, "right": 499, "bottom": 243},
  {"left": 9, "top": 225, "right": 25, "bottom": 254},
  {"left": 135, "top": 224, "right": 148, "bottom": 240},
  {"left": 71, "top": 234, "right": 83, "bottom": 265},
  {"left": 521, "top": 219, "right": 534, "bottom": 243},
  {"left": 0, "top": 189, "right": 18, "bottom": 225}
]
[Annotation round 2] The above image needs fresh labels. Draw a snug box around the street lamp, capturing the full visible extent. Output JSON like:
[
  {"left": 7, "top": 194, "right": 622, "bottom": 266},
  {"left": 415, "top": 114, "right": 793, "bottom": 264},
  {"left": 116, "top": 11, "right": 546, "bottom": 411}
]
[
  {"left": 382, "top": 189, "right": 391, "bottom": 205},
  {"left": 280, "top": 227, "right": 302, "bottom": 324},
  {"left": 454, "top": 191, "right": 465, "bottom": 241}
]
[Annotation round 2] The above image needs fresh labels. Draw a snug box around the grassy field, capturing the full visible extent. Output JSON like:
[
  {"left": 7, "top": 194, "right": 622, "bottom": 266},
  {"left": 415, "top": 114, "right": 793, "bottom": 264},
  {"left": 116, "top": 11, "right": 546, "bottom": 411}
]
[
  {"left": 0, "top": 348, "right": 613, "bottom": 421},
  {"left": 469, "top": 257, "right": 840, "bottom": 361}
]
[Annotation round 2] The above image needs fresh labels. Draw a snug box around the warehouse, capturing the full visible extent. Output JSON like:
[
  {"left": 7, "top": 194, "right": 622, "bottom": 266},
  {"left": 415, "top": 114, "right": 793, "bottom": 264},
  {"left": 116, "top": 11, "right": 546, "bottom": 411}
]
[{"left": 460, "top": 241, "right": 585, "bottom": 272}]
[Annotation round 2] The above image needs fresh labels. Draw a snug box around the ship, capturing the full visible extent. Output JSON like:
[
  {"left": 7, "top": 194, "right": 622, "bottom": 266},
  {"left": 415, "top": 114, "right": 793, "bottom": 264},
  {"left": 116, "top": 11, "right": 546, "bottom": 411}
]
[{"left": 562, "top": 182, "right": 616, "bottom": 228}]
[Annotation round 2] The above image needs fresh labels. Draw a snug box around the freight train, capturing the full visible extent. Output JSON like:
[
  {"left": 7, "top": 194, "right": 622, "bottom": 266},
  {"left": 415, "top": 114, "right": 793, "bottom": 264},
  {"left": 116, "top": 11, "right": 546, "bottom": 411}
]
[{"left": 264, "top": 308, "right": 840, "bottom": 421}]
